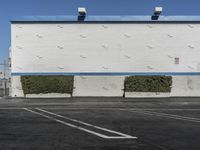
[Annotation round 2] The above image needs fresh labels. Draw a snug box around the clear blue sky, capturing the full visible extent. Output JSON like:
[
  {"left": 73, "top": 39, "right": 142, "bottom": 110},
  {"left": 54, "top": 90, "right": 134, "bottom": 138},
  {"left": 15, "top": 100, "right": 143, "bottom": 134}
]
[{"left": 0, "top": 0, "right": 200, "bottom": 61}]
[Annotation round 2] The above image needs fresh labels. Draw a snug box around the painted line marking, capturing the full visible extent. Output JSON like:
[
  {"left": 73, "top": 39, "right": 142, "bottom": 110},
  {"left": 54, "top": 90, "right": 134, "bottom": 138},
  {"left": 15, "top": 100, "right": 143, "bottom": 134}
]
[
  {"left": 36, "top": 108, "right": 136, "bottom": 138},
  {"left": 36, "top": 108, "right": 136, "bottom": 139},
  {"left": 137, "top": 109, "right": 200, "bottom": 111},
  {"left": 121, "top": 109, "right": 200, "bottom": 123},
  {"left": 35, "top": 107, "right": 200, "bottom": 111},
  {"left": 24, "top": 108, "right": 137, "bottom": 139},
  {"left": 0, "top": 108, "right": 22, "bottom": 110}
]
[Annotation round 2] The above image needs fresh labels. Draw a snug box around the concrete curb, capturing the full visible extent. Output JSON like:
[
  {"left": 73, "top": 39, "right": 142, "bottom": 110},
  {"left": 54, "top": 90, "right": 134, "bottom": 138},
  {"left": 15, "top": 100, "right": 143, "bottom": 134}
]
[
  {"left": 25, "top": 93, "right": 71, "bottom": 98},
  {"left": 125, "top": 92, "right": 170, "bottom": 98}
]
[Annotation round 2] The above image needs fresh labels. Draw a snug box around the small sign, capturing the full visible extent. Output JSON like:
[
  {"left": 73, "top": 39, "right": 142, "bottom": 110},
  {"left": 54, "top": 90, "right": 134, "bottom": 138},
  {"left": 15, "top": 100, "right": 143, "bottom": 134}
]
[
  {"left": 0, "top": 72, "right": 3, "bottom": 79},
  {"left": 174, "top": 57, "right": 179, "bottom": 64}
]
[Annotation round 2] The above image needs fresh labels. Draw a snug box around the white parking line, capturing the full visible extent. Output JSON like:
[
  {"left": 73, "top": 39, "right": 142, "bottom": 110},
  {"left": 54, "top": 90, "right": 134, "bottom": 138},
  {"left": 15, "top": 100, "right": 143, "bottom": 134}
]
[
  {"left": 0, "top": 108, "right": 22, "bottom": 110},
  {"left": 36, "top": 107, "right": 200, "bottom": 111},
  {"left": 24, "top": 108, "right": 137, "bottom": 139},
  {"left": 129, "top": 108, "right": 200, "bottom": 111},
  {"left": 121, "top": 109, "right": 200, "bottom": 123},
  {"left": 0, "top": 107, "right": 200, "bottom": 111}
]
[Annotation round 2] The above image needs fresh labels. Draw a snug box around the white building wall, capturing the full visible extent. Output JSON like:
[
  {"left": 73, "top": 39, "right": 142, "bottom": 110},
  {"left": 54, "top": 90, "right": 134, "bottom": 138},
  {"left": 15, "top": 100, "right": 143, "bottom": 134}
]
[
  {"left": 10, "top": 22, "right": 200, "bottom": 97},
  {"left": 171, "top": 76, "right": 200, "bottom": 97},
  {"left": 11, "top": 23, "right": 200, "bottom": 74},
  {"left": 11, "top": 76, "right": 24, "bottom": 97},
  {"left": 73, "top": 76, "right": 125, "bottom": 97}
]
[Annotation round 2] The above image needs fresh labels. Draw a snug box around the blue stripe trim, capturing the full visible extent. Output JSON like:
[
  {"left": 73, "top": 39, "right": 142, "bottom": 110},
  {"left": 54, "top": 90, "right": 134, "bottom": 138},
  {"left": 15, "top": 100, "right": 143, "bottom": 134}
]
[
  {"left": 11, "top": 72, "right": 200, "bottom": 76},
  {"left": 10, "top": 15, "right": 200, "bottom": 22}
]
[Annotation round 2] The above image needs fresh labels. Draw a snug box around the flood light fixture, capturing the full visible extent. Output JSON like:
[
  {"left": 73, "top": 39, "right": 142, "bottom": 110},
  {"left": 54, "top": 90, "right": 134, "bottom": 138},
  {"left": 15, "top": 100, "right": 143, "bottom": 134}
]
[
  {"left": 154, "top": 7, "right": 163, "bottom": 15},
  {"left": 78, "top": 7, "right": 87, "bottom": 16}
]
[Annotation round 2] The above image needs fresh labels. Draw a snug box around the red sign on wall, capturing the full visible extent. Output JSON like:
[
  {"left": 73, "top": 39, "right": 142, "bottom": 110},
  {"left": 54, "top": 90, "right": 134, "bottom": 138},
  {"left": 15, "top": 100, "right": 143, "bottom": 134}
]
[{"left": 174, "top": 57, "right": 179, "bottom": 64}]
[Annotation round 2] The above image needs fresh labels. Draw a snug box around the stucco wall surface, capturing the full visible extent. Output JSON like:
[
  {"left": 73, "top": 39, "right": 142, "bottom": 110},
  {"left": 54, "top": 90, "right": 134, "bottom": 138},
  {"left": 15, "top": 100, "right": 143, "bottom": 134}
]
[
  {"left": 11, "top": 23, "right": 200, "bottom": 74},
  {"left": 73, "top": 76, "right": 125, "bottom": 97}
]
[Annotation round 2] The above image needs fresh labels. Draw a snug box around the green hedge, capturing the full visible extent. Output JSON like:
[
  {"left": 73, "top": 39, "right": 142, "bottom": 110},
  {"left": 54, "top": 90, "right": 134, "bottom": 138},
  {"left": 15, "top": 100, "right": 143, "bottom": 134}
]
[
  {"left": 124, "top": 76, "right": 172, "bottom": 92},
  {"left": 21, "top": 76, "right": 74, "bottom": 94}
]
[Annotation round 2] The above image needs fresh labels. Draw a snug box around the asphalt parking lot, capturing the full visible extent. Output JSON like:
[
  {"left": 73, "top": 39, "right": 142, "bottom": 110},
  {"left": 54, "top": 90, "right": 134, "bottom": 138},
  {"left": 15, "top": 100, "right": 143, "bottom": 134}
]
[{"left": 0, "top": 97, "right": 200, "bottom": 150}]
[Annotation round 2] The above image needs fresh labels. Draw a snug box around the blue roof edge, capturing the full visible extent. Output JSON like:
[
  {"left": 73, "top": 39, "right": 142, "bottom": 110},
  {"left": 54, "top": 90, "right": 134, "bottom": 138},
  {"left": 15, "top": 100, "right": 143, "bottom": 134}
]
[
  {"left": 10, "top": 15, "right": 200, "bottom": 22},
  {"left": 11, "top": 72, "right": 200, "bottom": 76}
]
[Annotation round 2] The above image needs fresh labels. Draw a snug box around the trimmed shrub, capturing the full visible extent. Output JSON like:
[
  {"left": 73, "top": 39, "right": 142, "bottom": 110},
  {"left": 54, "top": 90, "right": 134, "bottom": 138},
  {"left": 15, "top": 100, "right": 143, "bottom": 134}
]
[
  {"left": 21, "top": 76, "right": 74, "bottom": 94},
  {"left": 124, "top": 76, "right": 172, "bottom": 92}
]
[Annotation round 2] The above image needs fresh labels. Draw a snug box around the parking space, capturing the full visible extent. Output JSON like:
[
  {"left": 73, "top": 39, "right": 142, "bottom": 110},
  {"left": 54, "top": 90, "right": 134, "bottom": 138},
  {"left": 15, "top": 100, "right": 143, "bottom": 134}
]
[{"left": 0, "top": 98, "right": 200, "bottom": 150}]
